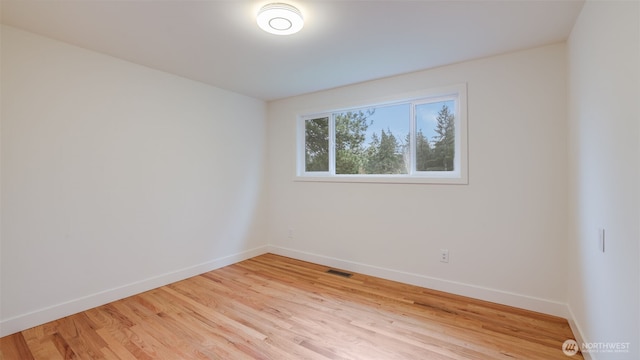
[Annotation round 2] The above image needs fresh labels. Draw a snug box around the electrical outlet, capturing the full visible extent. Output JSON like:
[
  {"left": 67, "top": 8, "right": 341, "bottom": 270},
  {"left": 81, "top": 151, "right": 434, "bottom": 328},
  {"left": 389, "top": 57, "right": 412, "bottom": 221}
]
[
  {"left": 440, "top": 249, "right": 449, "bottom": 263},
  {"left": 287, "top": 227, "right": 294, "bottom": 240}
]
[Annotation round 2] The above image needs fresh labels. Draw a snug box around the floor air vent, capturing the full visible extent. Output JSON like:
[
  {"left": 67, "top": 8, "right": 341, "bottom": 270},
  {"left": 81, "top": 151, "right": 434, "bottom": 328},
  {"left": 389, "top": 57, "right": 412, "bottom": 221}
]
[{"left": 326, "top": 269, "right": 353, "bottom": 278}]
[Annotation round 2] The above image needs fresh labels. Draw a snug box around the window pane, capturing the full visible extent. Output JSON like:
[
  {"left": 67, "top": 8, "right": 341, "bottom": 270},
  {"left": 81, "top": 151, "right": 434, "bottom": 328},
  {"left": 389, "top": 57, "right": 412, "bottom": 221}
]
[
  {"left": 334, "top": 110, "right": 370, "bottom": 174},
  {"left": 305, "top": 117, "right": 329, "bottom": 172},
  {"left": 335, "top": 104, "right": 410, "bottom": 175},
  {"left": 415, "top": 101, "right": 456, "bottom": 171}
]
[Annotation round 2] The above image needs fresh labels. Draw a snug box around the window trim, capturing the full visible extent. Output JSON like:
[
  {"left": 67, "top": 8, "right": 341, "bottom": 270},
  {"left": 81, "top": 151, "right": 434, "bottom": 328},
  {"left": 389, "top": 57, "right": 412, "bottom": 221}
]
[{"left": 295, "top": 84, "right": 468, "bottom": 184}]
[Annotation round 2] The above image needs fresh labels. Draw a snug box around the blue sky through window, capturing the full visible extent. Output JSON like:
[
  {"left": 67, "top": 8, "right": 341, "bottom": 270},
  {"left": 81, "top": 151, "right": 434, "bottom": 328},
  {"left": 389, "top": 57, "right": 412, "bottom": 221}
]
[
  {"left": 359, "top": 100, "right": 455, "bottom": 148},
  {"left": 365, "top": 103, "right": 410, "bottom": 148}
]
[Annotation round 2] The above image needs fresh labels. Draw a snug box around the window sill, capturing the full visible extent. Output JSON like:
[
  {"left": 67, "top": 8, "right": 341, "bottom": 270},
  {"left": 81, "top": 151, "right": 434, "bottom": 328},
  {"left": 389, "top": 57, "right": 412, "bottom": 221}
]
[{"left": 294, "top": 174, "right": 468, "bottom": 185}]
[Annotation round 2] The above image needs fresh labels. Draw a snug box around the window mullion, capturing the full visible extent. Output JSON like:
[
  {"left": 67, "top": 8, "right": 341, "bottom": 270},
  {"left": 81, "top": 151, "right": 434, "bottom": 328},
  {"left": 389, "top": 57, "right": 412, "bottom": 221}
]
[
  {"left": 329, "top": 113, "right": 336, "bottom": 175},
  {"left": 409, "top": 103, "right": 417, "bottom": 175}
]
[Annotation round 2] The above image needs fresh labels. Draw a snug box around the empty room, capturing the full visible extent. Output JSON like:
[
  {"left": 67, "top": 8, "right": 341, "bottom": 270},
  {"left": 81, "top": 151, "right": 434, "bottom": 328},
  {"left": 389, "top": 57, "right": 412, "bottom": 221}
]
[{"left": 1, "top": 0, "right": 638, "bottom": 359}]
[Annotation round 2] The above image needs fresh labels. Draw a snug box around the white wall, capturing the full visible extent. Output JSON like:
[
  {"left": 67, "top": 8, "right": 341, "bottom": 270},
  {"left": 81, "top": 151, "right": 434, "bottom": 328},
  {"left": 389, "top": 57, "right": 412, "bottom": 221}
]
[
  {"left": 267, "top": 44, "right": 569, "bottom": 315},
  {"left": 0, "top": 25, "right": 268, "bottom": 336},
  {"left": 567, "top": 1, "right": 640, "bottom": 359}
]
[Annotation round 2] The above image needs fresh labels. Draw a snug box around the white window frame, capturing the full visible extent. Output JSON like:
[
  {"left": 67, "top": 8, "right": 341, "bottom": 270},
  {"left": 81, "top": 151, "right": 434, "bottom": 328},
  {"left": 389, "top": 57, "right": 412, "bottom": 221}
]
[{"left": 296, "top": 84, "right": 468, "bottom": 184}]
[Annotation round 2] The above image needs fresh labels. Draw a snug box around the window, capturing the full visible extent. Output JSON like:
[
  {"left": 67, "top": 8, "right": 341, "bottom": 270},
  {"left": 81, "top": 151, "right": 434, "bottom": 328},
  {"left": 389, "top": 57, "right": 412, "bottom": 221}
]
[{"left": 297, "top": 84, "right": 467, "bottom": 184}]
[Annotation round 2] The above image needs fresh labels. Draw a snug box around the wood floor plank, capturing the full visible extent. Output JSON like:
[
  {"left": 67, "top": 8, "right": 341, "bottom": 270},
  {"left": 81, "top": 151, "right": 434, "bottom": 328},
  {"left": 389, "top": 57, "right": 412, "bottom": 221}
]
[
  {"left": 0, "top": 333, "right": 35, "bottom": 360},
  {"left": 0, "top": 254, "right": 583, "bottom": 359}
]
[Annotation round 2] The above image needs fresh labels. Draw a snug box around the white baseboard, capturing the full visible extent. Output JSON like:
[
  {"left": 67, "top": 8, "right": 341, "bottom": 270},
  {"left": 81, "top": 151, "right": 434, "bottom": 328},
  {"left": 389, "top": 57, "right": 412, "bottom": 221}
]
[
  {"left": 268, "top": 245, "right": 570, "bottom": 318},
  {"left": 0, "top": 245, "right": 269, "bottom": 337},
  {"left": 566, "top": 305, "right": 595, "bottom": 360},
  {"left": 2, "top": 245, "right": 574, "bottom": 339}
]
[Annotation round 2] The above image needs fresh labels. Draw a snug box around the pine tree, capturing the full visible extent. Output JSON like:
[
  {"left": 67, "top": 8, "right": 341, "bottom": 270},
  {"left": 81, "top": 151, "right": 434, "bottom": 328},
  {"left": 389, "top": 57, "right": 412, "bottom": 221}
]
[
  {"left": 415, "top": 129, "right": 432, "bottom": 171},
  {"left": 431, "top": 105, "right": 455, "bottom": 171},
  {"left": 364, "top": 132, "right": 381, "bottom": 173},
  {"left": 305, "top": 117, "right": 329, "bottom": 171},
  {"left": 335, "top": 110, "right": 373, "bottom": 174},
  {"left": 365, "top": 128, "right": 406, "bottom": 174}
]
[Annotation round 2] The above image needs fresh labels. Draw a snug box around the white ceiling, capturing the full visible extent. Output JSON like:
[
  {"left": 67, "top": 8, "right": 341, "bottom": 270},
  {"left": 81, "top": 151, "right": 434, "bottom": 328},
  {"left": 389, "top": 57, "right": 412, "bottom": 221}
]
[{"left": 1, "top": 0, "right": 584, "bottom": 101}]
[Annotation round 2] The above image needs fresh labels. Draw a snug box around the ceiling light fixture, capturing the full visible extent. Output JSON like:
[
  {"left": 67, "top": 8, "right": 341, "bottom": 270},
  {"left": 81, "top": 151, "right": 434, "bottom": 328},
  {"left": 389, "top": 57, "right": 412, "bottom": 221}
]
[{"left": 257, "top": 3, "right": 304, "bottom": 35}]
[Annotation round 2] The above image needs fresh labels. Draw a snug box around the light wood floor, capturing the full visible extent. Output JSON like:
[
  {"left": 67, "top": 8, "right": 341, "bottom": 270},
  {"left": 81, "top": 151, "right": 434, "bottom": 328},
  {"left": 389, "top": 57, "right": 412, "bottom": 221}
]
[{"left": 1, "top": 253, "right": 582, "bottom": 359}]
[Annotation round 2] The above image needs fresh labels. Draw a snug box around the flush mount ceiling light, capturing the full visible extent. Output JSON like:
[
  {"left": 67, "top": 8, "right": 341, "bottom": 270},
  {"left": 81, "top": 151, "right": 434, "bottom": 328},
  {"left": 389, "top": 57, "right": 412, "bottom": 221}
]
[{"left": 257, "top": 3, "right": 304, "bottom": 35}]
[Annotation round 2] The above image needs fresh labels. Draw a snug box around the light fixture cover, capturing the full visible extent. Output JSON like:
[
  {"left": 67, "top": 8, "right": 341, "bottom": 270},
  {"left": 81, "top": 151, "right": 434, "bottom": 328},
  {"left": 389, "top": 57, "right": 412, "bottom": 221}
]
[{"left": 257, "top": 3, "right": 304, "bottom": 35}]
